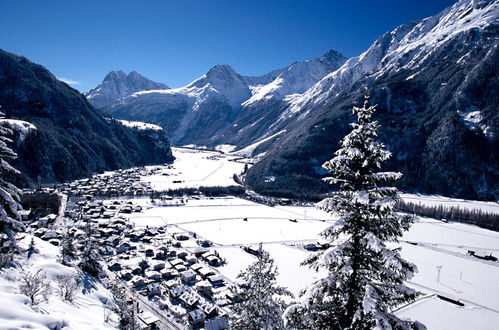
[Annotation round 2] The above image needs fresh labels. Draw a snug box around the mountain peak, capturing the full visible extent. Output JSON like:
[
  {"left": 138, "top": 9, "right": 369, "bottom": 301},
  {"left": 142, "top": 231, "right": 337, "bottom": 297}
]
[
  {"left": 319, "top": 49, "right": 347, "bottom": 65},
  {"left": 205, "top": 64, "right": 239, "bottom": 79},
  {"left": 86, "top": 70, "right": 169, "bottom": 108}
]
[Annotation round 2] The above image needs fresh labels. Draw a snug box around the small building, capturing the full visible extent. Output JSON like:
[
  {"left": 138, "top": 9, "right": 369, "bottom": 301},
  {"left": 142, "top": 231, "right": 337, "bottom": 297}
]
[
  {"left": 180, "top": 269, "right": 197, "bottom": 283},
  {"left": 180, "top": 291, "right": 199, "bottom": 309},
  {"left": 188, "top": 309, "right": 206, "bottom": 326},
  {"left": 198, "top": 267, "right": 216, "bottom": 279},
  {"left": 207, "top": 255, "right": 221, "bottom": 266},
  {"left": 108, "top": 262, "right": 122, "bottom": 272},
  {"left": 147, "top": 282, "right": 162, "bottom": 296},
  {"left": 169, "top": 285, "right": 187, "bottom": 299},
  {"left": 207, "top": 274, "right": 224, "bottom": 287},
  {"left": 195, "top": 280, "right": 213, "bottom": 297},
  {"left": 145, "top": 270, "right": 162, "bottom": 282},
  {"left": 138, "top": 311, "right": 159, "bottom": 329},
  {"left": 198, "top": 299, "right": 218, "bottom": 318}
]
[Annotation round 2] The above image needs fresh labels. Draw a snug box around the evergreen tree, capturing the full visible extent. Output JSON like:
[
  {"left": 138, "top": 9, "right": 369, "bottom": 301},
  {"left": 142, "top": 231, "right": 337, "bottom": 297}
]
[
  {"left": 110, "top": 280, "right": 140, "bottom": 330},
  {"left": 59, "top": 232, "right": 77, "bottom": 266},
  {"left": 78, "top": 221, "right": 101, "bottom": 276},
  {"left": 230, "top": 244, "right": 291, "bottom": 330},
  {"left": 285, "top": 97, "right": 424, "bottom": 329},
  {"left": 0, "top": 110, "right": 24, "bottom": 268}
]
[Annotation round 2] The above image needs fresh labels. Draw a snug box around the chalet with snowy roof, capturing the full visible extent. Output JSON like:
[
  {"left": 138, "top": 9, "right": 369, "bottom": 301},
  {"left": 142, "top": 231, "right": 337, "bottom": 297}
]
[
  {"left": 180, "top": 291, "right": 199, "bottom": 309},
  {"left": 180, "top": 269, "right": 197, "bottom": 283},
  {"left": 188, "top": 309, "right": 206, "bottom": 325},
  {"left": 169, "top": 285, "right": 188, "bottom": 299},
  {"left": 207, "top": 274, "right": 224, "bottom": 287},
  {"left": 147, "top": 282, "right": 162, "bottom": 296}
]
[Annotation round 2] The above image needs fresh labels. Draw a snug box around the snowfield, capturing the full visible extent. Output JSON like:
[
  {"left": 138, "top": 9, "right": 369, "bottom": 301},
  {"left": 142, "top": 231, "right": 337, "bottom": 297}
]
[{"left": 140, "top": 147, "right": 248, "bottom": 190}]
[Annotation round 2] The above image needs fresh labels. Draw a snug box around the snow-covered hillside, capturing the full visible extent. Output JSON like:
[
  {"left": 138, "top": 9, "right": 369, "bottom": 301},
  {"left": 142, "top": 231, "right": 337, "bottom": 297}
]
[
  {"left": 0, "top": 236, "right": 116, "bottom": 329},
  {"left": 283, "top": 0, "right": 498, "bottom": 120},
  {"left": 0, "top": 119, "right": 36, "bottom": 142}
]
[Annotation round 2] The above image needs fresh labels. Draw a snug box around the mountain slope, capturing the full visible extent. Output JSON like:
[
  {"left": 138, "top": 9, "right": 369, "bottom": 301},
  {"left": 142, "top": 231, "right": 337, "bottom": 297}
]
[
  {"left": 95, "top": 50, "right": 346, "bottom": 146},
  {"left": 85, "top": 70, "right": 169, "bottom": 108},
  {"left": 245, "top": 0, "right": 499, "bottom": 200},
  {"left": 0, "top": 49, "right": 174, "bottom": 184}
]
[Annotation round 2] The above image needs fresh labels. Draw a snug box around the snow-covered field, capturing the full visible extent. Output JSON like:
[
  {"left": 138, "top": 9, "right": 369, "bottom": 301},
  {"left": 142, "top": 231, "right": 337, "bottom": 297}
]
[
  {"left": 134, "top": 148, "right": 499, "bottom": 329},
  {"left": 140, "top": 147, "right": 248, "bottom": 190}
]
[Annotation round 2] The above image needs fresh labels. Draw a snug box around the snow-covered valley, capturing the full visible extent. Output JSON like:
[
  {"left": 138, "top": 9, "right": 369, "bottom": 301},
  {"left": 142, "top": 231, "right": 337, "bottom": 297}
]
[{"left": 2, "top": 147, "right": 498, "bottom": 329}]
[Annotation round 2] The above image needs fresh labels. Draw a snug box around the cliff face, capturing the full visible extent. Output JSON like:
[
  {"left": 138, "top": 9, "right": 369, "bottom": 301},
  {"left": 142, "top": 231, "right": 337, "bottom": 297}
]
[{"left": 0, "top": 49, "right": 174, "bottom": 185}]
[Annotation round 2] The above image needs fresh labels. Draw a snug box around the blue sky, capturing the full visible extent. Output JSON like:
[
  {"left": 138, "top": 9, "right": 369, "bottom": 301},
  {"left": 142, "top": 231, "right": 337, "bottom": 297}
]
[{"left": 0, "top": 0, "right": 456, "bottom": 92}]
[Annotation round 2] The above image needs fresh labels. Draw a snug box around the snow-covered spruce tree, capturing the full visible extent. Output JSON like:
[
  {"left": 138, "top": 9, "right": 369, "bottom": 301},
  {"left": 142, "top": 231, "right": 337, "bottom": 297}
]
[
  {"left": 78, "top": 221, "right": 101, "bottom": 276},
  {"left": 59, "top": 232, "right": 77, "bottom": 266},
  {"left": 284, "top": 96, "right": 424, "bottom": 330},
  {"left": 0, "top": 110, "right": 24, "bottom": 268},
  {"left": 230, "top": 244, "right": 291, "bottom": 330}
]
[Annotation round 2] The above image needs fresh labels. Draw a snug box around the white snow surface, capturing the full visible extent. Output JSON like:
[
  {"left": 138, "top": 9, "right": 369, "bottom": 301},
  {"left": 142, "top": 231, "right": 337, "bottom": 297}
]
[
  {"left": 0, "top": 236, "right": 116, "bottom": 330},
  {"left": 117, "top": 119, "right": 163, "bottom": 131},
  {"left": 230, "top": 130, "right": 286, "bottom": 158},
  {"left": 0, "top": 119, "right": 37, "bottom": 141},
  {"left": 140, "top": 147, "right": 248, "bottom": 190}
]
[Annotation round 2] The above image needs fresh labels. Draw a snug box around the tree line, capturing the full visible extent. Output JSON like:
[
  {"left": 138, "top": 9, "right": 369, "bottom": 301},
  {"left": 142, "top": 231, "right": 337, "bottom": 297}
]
[{"left": 396, "top": 200, "right": 499, "bottom": 231}]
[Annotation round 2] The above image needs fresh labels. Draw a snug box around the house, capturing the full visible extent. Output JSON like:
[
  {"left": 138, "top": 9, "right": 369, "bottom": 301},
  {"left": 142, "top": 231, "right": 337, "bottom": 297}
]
[
  {"left": 190, "top": 263, "right": 204, "bottom": 272},
  {"left": 116, "top": 242, "right": 131, "bottom": 254},
  {"left": 205, "top": 317, "right": 230, "bottom": 330},
  {"left": 180, "top": 291, "right": 199, "bottom": 309},
  {"left": 207, "top": 274, "right": 224, "bottom": 287},
  {"left": 138, "top": 311, "right": 159, "bottom": 328},
  {"left": 155, "top": 250, "right": 166, "bottom": 260},
  {"left": 180, "top": 269, "right": 197, "bottom": 283},
  {"left": 188, "top": 309, "right": 206, "bottom": 326},
  {"left": 42, "top": 231, "right": 58, "bottom": 240},
  {"left": 132, "top": 277, "right": 146, "bottom": 289},
  {"left": 186, "top": 255, "right": 198, "bottom": 265},
  {"left": 145, "top": 270, "right": 162, "bottom": 282},
  {"left": 146, "top": 282, "right": 162, "bottom": 296},
  {"left": 145, "top": 248, "right": 155, "bottom": 257},
  {"left": 120, "top": 270, "right": 133, "bottom": 281},
  {"left": 152, "top": 261, "right": 166, "bottom": 271},
  {"left": 138, "top": 259, "right": 150, "bottom": 270},
  {"left": 193, "top": 248, "right": 209, "bottom": 257},
  {"left": 169, "top": 285, "right": 188, "bottom": 299},
  {"left": 19, "top": 209, "right": 31, "bottom": 222},
  {"left": 108, "top": 262, "right": 122, "bottom": 272},
  {"left": 197, "top": 267, "right": 215, "bottom": 279},
  {"left": 194, "top": 280, "right": 213, "bottom": 297},
  {"left": 207, "top": 255, "right": 221, "bottom": 266},
  {"left": 198, "top": 299, "right": 218, "bottom": 318},
  {"left": 169, "top": 258, "right": 184, "bottom": 268}
]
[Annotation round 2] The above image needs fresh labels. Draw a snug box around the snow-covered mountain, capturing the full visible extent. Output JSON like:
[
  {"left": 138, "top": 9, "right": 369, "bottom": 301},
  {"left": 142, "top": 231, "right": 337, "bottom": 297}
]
[
  {"left": 243, "top": 50, "right": 346, "bottom": 107},
  {"left": 85, "top": 70, "right": 169, "bottom": 108},
  {"left": 92, "top": 50, "right": 346, "bottom": 145},
  {"left": 246, "top": 0, "right": 499, "bottom": 200},
  {"left": 281, "top": 0, "right": 498, "bottom": 121}
]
